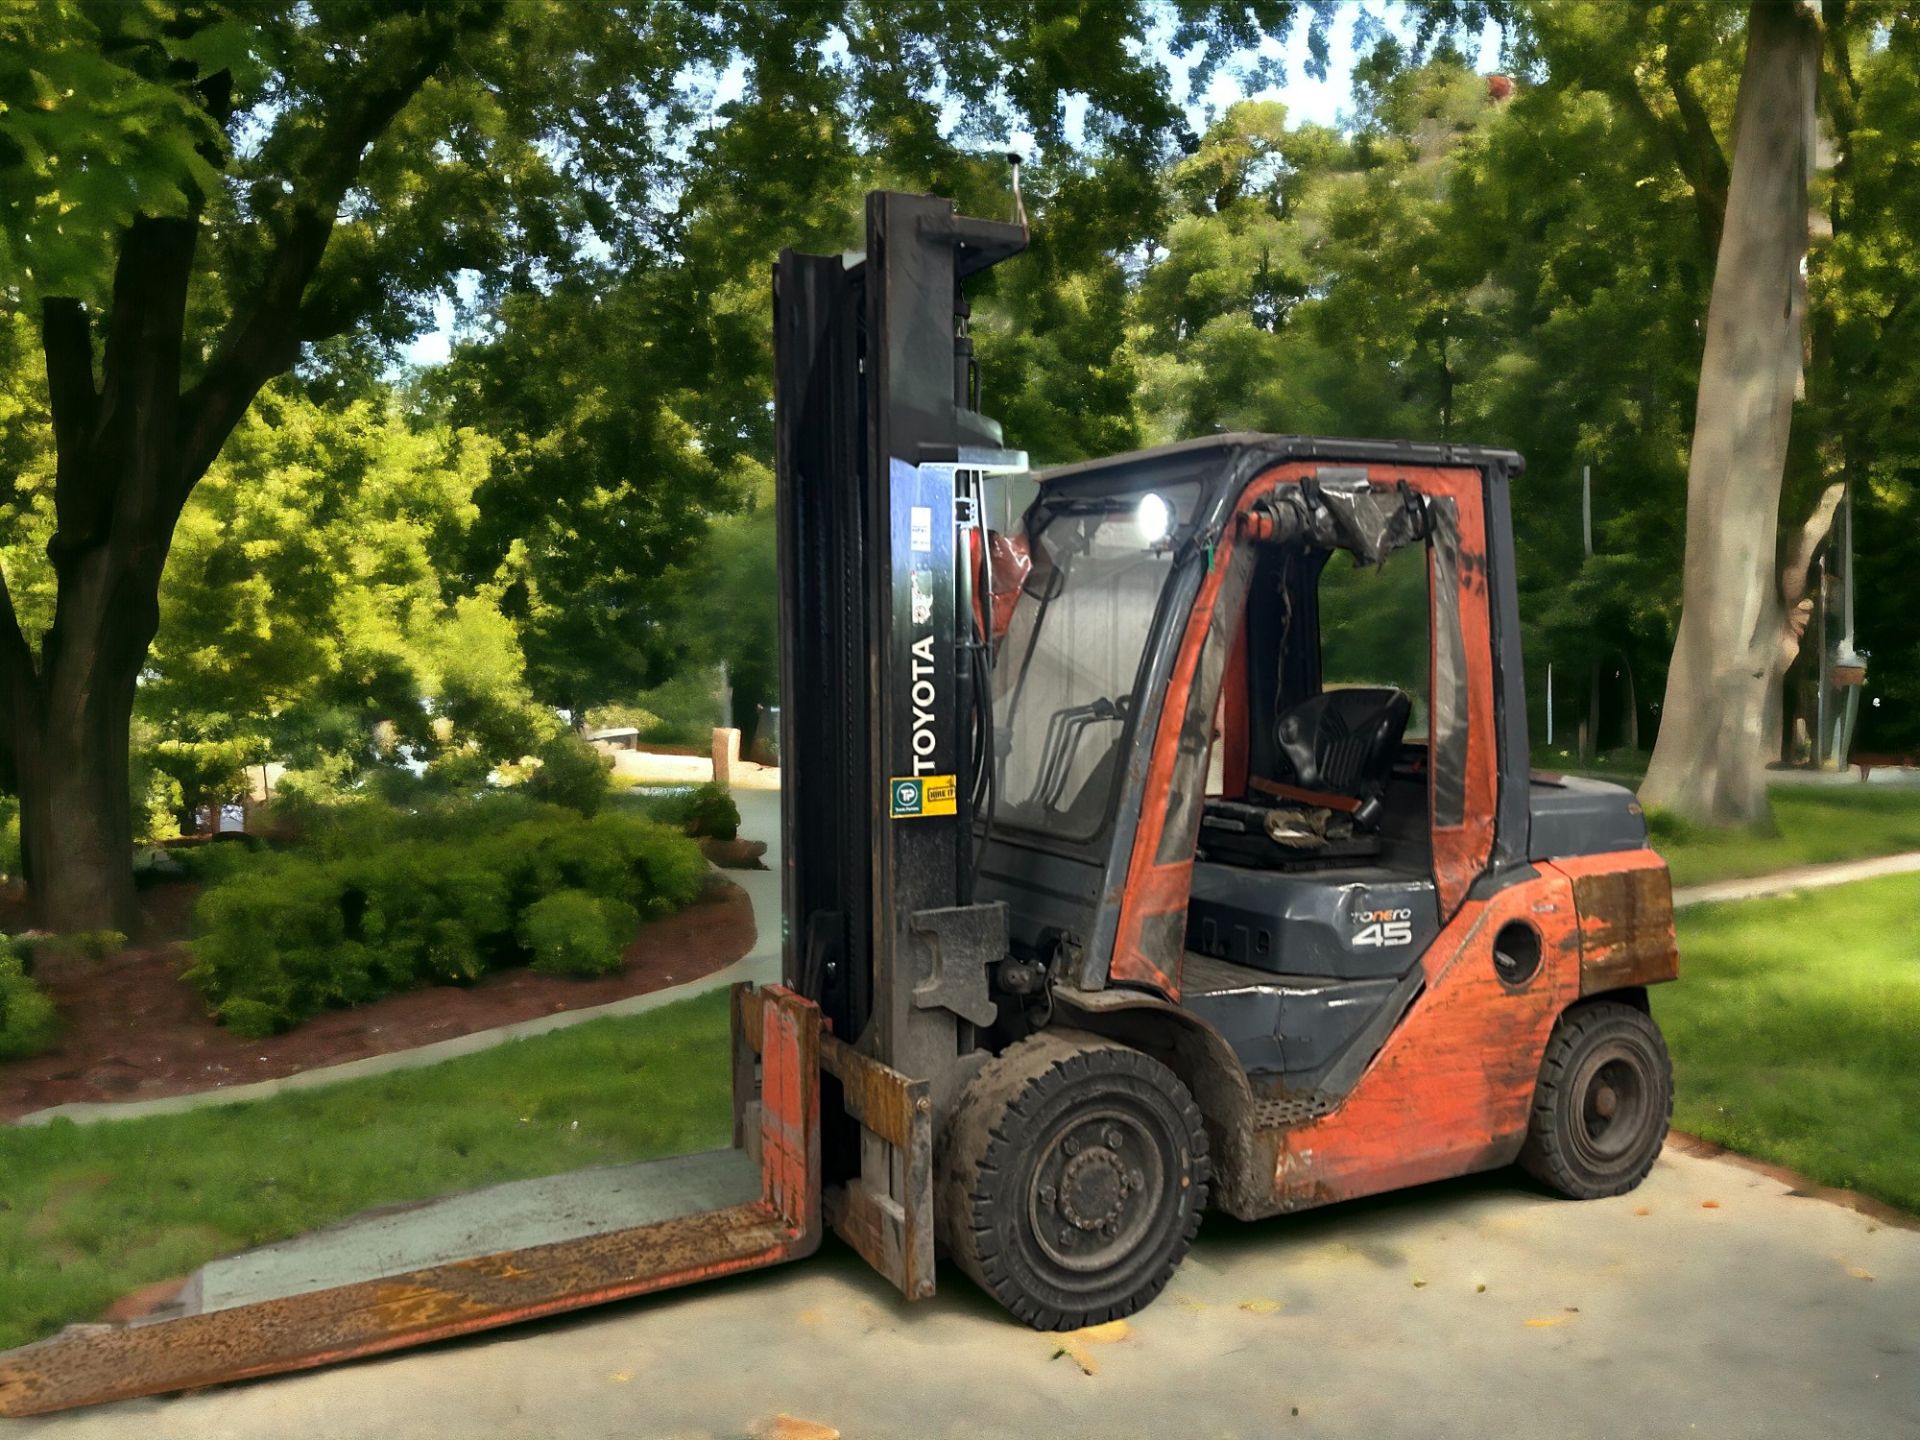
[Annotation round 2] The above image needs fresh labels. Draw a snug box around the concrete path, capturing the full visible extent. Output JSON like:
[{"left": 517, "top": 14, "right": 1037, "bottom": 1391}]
[
  {"left": 1672, "top": 849, "right": 1920, "bottom": 909},
  {"left": 8, "top": 795, "right": 1920, "bottom": 1434},
  {"left": 10, "top": 1140, "right": 1916, "bottom": 1439}
]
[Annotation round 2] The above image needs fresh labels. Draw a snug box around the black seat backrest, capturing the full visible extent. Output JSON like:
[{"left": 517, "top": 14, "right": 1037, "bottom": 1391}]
[{"left": 1272, "top": 687, "right": 1410, "bottom": 801}]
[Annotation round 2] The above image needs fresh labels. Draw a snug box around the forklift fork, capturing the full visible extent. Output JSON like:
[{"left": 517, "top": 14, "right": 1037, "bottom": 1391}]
[{"left": 0, "top": 986, "right": 832, "bottom": 1420}]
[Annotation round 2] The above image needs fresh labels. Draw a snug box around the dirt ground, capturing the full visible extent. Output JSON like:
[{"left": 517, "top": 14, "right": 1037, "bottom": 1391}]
[{"left": 0, "top": 878, "right": 753, "bottom": 1122}]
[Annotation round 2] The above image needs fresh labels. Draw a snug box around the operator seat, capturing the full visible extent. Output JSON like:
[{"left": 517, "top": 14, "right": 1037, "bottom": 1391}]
[
  {"left": 1197, "top": 686, "right": 1411, "bottom": 869},
  {"left": 1266, "top": 686, "right": 1411, "bottom": 829}
]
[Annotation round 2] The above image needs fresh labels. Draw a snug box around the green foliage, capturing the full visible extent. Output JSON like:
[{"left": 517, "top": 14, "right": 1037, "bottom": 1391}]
[
  {"left": 636, "top": 783, "right": 742, "bottom": 842},
  {"left": 0, "top": 1, "right": 230, "bottom": 300},
  {"left": 185, "top": 806, "right": 705, "bottom": 1034},
  {"left": 525, "top": 733, "right": 613, "bottom": 817},
  {"left": 591, "top": 672, "right": 721, "bottom": 748},
  {"left": 519, "top": 889, "right": 640, "bottom": 977},
  {"left": 137, "top": 383, "right": 553, "bottom": 812},
  {"left": 1663, "top": 875, "right": 1920, "bottom": 1213},
  {"left": 0, "top": 944, "right": 58, "bottom": 1061},
  {"left": 9, "top": 929, "right": 125, "bottom": 966},
  {"left": 0, "top": 987, "right": 735, "bottom": 1351}
]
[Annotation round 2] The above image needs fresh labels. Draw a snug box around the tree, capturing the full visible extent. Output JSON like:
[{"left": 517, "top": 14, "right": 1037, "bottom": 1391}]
[
  {"left": 1639, "top": 1, "right": 1826, "bottom": 824},
  {"left": 0, "top": 0, "right": 1321, "bottom": 930},
  {"left": 140, "top": 379, "right": 547, "bottom": 824}
]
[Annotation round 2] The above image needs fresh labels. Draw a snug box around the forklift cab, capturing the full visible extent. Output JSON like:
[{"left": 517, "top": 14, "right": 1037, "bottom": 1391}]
[
  {"left": 978, "top": 441, "right": 1522, "bottom": 1087},
  {"left": 975, "top": 424, "right": 1675, "bottom": 1108}
]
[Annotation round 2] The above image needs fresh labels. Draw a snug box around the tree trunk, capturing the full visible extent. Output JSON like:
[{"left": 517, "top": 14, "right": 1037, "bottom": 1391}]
[
  {"left": 0, "top": 218, "right": 196, "bottom": 933},
  {"left": 15, "top": 667, "right": 142, "bottom": 935},
  {"left": 1639, "top": 1, "right": 1824, "bottom": 825},
  {"left": 13, "top": 469, "right": 172, "bottom": 934}
]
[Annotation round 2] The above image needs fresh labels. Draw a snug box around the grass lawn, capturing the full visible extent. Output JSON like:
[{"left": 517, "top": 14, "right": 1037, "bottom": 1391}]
[
  {"left": 1659, "top": 875, "right": 1920, "bottom": 1214},
  {"left": 1654, "top": 784, "right": 1920, "bottom": 888},
  {"left": 0, "top": 988, "right": 733, "bottom": 1353}
]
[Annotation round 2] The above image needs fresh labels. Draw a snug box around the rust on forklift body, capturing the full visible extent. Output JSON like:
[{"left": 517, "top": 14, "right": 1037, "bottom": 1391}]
[{"left": 1548, "top": 849, "right": 1681, "bottom": 995}]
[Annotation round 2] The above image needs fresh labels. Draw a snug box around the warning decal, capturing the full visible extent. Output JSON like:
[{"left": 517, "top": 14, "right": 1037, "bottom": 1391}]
[{"left": 889, "top": 774, "right": 958, "bottom": 819}]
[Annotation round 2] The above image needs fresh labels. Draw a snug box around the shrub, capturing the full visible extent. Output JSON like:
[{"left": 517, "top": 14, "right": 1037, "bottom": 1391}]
[
  {"left": 519, "top": 890, "right": 639, "bottom": 976},
  {"left": 11, "top": 930, "right": 127, "bottom": 969},
  {"left": 619, "top": 671, "right": 725, "bottom": 748},
  {"left": 185, "top": 858, "right": 372, "bottom": 1036},
  {"left": 525, "top": 733, "right": 613, "bottom": 816},
  {"left": 629, "top": 782, "right": 741, "bottom": 841},
  {"left": 680, "top": 783, "right": 740, "bottom": 841},
  {"left": 0, "top": 945, "right": 59, "bottom": 1060},
  {"left": 186, "top": 807, "right": 705, "bottom": 1033}
]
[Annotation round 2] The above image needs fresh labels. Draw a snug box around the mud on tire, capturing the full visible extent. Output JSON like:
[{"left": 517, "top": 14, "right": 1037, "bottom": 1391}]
[{"left": 939, "top": 1029, "right": 1208, "bottom": 1331}]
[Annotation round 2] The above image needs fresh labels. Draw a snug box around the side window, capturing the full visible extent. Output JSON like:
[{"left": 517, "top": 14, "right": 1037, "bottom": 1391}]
[{"left": 1316, "top": 549, "right": 1431, "bottom": 741}]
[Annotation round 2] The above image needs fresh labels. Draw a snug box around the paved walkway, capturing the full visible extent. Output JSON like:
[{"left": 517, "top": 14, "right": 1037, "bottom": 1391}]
[
  {"left": 12, "top": 1129, "right": 1917, "bottom": 1439},
  {"left": 1672, "top": 849, "right": 1920, "bottom": 909}
]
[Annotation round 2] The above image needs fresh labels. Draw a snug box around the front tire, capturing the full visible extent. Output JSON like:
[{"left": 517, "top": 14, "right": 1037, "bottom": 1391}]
[
  {"left": 1521, "top": 999, "right": 1673, "bottom": 1199},
  {"left": 940, "top": 1030, "right": 1208, "bottom": 1331}
]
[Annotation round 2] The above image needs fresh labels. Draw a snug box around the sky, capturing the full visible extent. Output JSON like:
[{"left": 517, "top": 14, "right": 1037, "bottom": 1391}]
[{"left": 401, "top": 4, "right": 1502, "bottom": 367}]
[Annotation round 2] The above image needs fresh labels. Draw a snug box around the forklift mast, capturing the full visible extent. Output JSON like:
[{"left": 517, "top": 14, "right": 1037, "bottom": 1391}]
[{"left": 774, "top": 193, "right": 1025, "bottom": 1113}]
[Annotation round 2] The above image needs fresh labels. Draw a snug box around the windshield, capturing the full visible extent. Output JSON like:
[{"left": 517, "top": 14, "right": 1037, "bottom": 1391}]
[{"left": 989, "top": 482, "right": 1202, "bottom": 841}]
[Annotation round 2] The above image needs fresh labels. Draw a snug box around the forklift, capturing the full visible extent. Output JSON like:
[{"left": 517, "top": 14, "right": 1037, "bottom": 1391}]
[{"left": 0, "top": 191, "right": 1679, "bottom": 1416}]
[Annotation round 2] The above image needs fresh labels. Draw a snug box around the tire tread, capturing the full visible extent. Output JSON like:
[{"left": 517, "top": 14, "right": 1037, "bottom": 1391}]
[
  {"left": 945, "top": 1032, "right": 1208, "bottom": 1330},
  {"left": 1520, "top": 999, "right": 1673, "bottom": 1199}
]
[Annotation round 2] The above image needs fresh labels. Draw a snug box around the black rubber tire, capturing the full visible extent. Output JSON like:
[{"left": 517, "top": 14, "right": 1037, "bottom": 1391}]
[
  {"left": 939, "top": 1029, "right": 1208, "bottom": 1331},
  {"left": 1520, "top": 1000, "right": 1673, "bottom": 1199}
]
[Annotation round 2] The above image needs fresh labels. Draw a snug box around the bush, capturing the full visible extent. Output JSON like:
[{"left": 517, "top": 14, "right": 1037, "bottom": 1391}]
[
  {"left": 186, "top": 807, "right": 706, "bottom": 1034},
  {"left": 519, "top": 889, "right": 640, "bottom": 976},
  {"left": 10, "top": 930, "right": 126, "bottom": 969},
  {"left": 0, "top": 944, "right": 59, "bottom": 1060},
  {"left": 525, "top": 732, "right": 613, "bottom": 816},
  {"left": 595, "top": 671, "right": 725, "bottom": 749},
  {"left": 627, "top": 782, "right": 741, "bottom": 841},
  {"left": 671, "top": 783, "right": 741, "bottom": 840}
]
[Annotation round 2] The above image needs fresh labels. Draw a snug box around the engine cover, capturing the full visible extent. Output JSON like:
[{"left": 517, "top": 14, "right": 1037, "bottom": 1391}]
[{"left": 1184, "top": 862, "right": 1438, "bottom": 981}]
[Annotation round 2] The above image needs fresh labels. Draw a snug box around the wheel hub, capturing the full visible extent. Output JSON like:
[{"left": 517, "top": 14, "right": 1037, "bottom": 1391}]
[
  {"left": 1573, "top": 1048, "right": 1648, "bottom": 1165},
  {"left": 1059, "top": 1149, "right": 1129, "bottom": 1230},
  {"left": 1028, "top": 1110, "right": 1165, "bottom": 1272}
]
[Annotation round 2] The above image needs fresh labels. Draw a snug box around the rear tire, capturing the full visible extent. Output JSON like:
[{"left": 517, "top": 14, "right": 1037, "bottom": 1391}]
[
  {"left": 1521, "top": 1000, "right": 1673, "bottom": 1199},
  {"left": 940, "top": 1030, "right": 1208, "bottom": 1331}
]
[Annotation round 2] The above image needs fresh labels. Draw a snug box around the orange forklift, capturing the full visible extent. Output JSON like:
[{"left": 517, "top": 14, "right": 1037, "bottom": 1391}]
[{"left": 0, "top": 191, "right": 1678, "bottom": 1415}]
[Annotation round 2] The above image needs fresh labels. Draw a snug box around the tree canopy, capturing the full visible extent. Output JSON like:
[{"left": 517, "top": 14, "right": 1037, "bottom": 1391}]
[{"left": 5, "top": 1, "right": 1920, "bottom": 924}]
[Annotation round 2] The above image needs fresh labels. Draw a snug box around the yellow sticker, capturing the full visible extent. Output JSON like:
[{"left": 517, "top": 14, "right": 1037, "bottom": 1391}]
[{"left": 889, "top": 774, "right": 958, "bottom": 818}]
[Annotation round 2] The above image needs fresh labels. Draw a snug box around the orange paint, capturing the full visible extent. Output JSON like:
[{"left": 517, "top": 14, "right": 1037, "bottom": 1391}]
[{"left": 1264, "top": 870, "right": 1584, "bottom": 1210}]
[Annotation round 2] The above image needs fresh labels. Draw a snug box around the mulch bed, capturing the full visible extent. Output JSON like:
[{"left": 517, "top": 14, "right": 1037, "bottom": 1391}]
[{"left": 0, "top": 877, "right": 756, "bottom": 1123}]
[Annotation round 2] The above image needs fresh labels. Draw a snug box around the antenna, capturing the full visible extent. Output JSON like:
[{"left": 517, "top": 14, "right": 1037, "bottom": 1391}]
[{"left": 1007, "top": 152, "right": 1028, "bottom": 236}]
